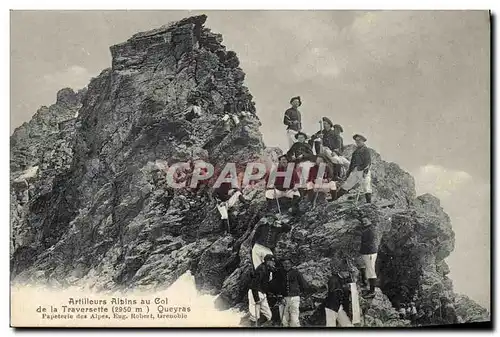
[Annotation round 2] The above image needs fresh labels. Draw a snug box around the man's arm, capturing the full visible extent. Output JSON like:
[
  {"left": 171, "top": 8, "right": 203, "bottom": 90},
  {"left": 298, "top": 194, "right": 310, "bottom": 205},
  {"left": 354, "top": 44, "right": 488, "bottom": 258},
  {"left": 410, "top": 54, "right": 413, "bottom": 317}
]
[
  {"left": 283, "top": 109, "right": 292, "bottom": 126},
  {"left": 251, "top": 224, "right": 262, "bottom": 247},
  {"left": 297, "top": 271, "right": 311, "bottom": 294},
  {"left": 286, "top": 143, "right": 296, "bottom": 160},
  {"left": 279, "top": 223, "right": 292, "bottom": 233},
  {"left": 360, "top": 148, "right": 372, "bottom": 172},
  {"left": 251, "top": 269, "right": 263, "bottom": 302}
]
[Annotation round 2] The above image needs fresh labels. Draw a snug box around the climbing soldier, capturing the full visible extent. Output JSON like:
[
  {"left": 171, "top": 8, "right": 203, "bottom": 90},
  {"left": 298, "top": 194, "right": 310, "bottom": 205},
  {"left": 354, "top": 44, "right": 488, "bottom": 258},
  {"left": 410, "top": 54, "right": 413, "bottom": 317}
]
[
  {"left": 358, "top": 215, "right": 379, "bottom": 299},
  {"left": 283, "top": 96, "right": 302, "bottom": 148},
  {"left": 251, "top": 216, "right": 291, "bottom": 269},
  {"left": 184, "top": 97, "right": 203, "bottom": 122},
  {"left": 333, "top": 134, "right": 372, "bottom": 203},
  {"left": 222, "top": 102, "right": 241, "bottom": 132},
  {"left": 248, "top": 254, "right": 277, "bottom": 327},
  {"left": 265, "top": 155, "right": 301, "bottom": 214},
  {"left": 213, "top": 174, "right": 249, "bottom": 232},
  {"left": 275, "top": 258, "right": 311, "bottom": 327}
]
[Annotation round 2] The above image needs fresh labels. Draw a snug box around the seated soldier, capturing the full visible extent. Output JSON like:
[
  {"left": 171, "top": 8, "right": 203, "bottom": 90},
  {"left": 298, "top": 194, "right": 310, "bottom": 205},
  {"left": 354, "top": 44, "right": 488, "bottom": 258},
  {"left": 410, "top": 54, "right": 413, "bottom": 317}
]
[
  {"left": 286, "top": 132, "right": 316, "bottom": 192},
  {"left": 286, "top": 132, "right": 315, "bottom": 163},
  {"left": 306, "top": 154, "right": 337, "bottom": 201},
  {"left": 265, "top": 155, "right": 301, "bottom": 213}
]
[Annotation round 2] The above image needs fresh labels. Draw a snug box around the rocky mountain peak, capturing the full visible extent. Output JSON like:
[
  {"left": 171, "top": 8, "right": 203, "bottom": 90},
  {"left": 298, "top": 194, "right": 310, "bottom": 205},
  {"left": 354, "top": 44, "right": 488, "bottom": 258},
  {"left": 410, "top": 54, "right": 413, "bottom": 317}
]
[{"left": 10, "top": 15, "right": 489, "bottom": 327}]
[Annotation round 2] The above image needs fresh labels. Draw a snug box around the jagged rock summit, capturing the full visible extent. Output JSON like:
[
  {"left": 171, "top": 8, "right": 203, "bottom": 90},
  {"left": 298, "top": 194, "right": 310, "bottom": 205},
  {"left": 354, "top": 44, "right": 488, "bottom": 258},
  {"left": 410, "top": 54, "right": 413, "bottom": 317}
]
[{"left": 10, "top": 15, "right": 489, "bottom": 326}]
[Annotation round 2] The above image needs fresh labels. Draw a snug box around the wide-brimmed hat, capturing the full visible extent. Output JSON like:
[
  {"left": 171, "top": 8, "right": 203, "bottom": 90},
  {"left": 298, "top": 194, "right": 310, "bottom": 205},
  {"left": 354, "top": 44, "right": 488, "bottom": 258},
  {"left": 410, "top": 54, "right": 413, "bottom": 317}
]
[
  {"left": 294, "top": 131, "right": 308, "bottom": 139},
  {"left": 322, "top": 117, "right": 333, "bottom": 128},
  {"left": 290, "top": 96, "right": 302, "bottom": 106},
  {"left": 353, "top": 134, "right": 367, "bottom": 142},
  {"left": 333, "top": 124, "right": 344, "bottom": 132}
]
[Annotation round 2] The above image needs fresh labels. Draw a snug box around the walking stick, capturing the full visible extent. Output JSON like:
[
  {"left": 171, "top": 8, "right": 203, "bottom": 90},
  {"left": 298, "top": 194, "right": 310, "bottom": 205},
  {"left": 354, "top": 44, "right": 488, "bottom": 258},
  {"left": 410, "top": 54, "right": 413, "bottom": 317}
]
[
  {"left": 255, "top": 303, "right": 260, "bottom": 327},
  {"left": 312, "top": 189, "right": 319, "bottom": 208},
  {"left": 274, "top": 188, "right": 282, "bottom": 215},
  {"left": 354, "top": 190, "right": 361, "bottom": 207},
  {"left": 226, "top": 217, "right": 231, "bottom": 234}
]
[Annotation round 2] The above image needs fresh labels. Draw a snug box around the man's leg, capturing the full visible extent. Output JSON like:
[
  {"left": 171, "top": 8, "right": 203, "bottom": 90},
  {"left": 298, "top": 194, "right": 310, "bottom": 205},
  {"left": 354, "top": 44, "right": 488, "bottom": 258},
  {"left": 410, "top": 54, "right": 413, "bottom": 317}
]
[
  {"left": 363, "top": 253, "right": 377, "bottom": 279},
  {"left": 337, "top": 306, "right": 353, "bottom": 327},
  {"left": 362, "top": 253, "right": 377, "bottom": 297},
  {"left": 281, "top": 297, "right": 290, "bottom": 327},
  {"left": 334, "top": 169, "right": 361, "bottom": 200},
  {"left": 251, "top": 244, "right": 265, "bottom": 269},
  {"left": 325, "top": 308, "right": 337, "bottom": 327},
  {"left": 288, "top": 296, "right": 301, "bottom": 327},
  {"left": 216, "top": 203, "right": 228, "bottom": 220},
  {"left": 259, "top": 296, "right": 273, "bottom": 322},
  {"left": 227, "top": 190, "right": 244, "bottom": 209},
  {"left": 248, "top": 289, "right": 257, "bottom": 322},
  {"left": 362, "top": 170, "right": 372, "bottom": 203},
  {"left": 287, "top": 129, "right": 297, "bottom": 148},
  {"left": 252, "top": 244, "right": 273, "bottom": 269}
]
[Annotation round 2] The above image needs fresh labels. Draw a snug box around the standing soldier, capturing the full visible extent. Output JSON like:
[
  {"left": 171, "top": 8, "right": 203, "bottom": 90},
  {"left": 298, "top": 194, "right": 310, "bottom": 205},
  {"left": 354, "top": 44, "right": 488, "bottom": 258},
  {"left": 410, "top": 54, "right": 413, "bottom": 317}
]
[
  {"left": 275, "top": 258, "right": 311, "bottom": 327},
  {"left": 324, "top": 261, "right": 356, "bottom": 327},
  {"left": 333, "top": 134, "right": 372, "bottom": 203},
  {"left": 248, "top": 254, "right": 277, "bottom": 327},
  {"left": 283, "top": 96, "right": 302, "bottom": 148},
  {"left": 358, "top": 215, "right": 379, "bottom": 299}
]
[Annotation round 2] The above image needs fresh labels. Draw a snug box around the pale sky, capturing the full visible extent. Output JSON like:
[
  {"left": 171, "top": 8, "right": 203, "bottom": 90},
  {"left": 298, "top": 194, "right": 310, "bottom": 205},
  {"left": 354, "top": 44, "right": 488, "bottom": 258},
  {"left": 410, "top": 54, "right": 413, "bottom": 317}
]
[{"left": 10, "top": 10, "right": 491, "bottom": 308}]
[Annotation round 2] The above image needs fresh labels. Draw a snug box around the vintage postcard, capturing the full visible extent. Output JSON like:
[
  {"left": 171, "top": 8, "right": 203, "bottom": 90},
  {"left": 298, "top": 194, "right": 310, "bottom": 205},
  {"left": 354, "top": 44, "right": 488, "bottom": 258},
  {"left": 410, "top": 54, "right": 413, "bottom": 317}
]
[{"left": 10, "top": 10, "right": 491, "bottom": 328}]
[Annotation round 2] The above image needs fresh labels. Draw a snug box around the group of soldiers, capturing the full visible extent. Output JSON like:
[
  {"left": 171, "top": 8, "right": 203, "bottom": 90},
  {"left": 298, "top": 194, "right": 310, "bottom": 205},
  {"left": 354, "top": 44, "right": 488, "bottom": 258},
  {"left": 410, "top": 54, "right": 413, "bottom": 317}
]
[
  {"left": 244, "top": 96, "right": 381, "bottom": 327},
  {"left": 247, "top": 209, "right": 379, "bottom": 327},
  {"left": 183, "top": 96, "right": 381, "bottom": 327}
]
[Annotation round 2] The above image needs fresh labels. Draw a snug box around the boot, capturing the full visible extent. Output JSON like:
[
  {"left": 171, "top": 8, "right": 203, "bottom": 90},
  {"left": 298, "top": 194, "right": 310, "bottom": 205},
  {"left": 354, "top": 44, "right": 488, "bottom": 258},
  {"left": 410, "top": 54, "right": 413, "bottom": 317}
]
[
  {"left": 290, "top": 196, "right": 300, "bottom": 215},
  {"left": 329, "top": 190, "right": 337, "bottom": 202},
  {"left": 365, "top": 193, "right": 372, "bottom": 203},
  {"left": 359, "top": 267, "right": 367, "bottom": 288},
  {"left": 257, "top": 316, "right": 270, "bottom": 327},
  {"left": 362, "top": 278, "right": 377, "bottom": 298},
  {"left": 333, "top": 188, "right": 348, "bottom": 201},
  {"left": 266, "top": 198, "right": 275, "bottom": 212}
]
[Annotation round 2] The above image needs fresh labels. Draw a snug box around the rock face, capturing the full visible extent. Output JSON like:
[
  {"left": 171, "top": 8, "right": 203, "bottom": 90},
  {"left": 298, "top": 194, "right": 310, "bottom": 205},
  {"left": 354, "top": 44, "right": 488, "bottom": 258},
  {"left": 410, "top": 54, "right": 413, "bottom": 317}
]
[{"left": 10, "top": 15, "right": 489, "bottom": 326}]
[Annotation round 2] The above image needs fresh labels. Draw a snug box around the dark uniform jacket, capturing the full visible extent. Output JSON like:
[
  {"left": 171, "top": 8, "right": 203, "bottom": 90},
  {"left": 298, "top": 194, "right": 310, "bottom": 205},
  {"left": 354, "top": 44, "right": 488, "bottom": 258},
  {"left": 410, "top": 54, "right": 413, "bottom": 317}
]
[
  {"left": 325, "top": 273, "right": 351, "bottom": 312},
  {"left": 249, "top": 263, "right": 274, "bottom": 302},
  {"left": 213, "top": 182, "right": 236, "bottom": 202},
  {"left": 348, "top": 145, "right": 371, "bottom": 175},
  {"left": 252, "top": 222, "right": 291, "bottom": 250},
  {"left": 274, "top": 268, "right": 311, "bottom": 297},
  {"left": 360, "top": 225, "right": 378, "bottom": 255},
  {"left": 286, "top": 142, "right": 314, "bottom": 163},
  {"left": 269, "top": 165, "right": 300, "bottom": 191},
  {"left": 310, "top": 129, "right": 343, "bottom": 153},
  {"left": 283, "top": 107, "right": 302, "bottom": 132},
  {"left": 307, "top": 163, "right": 334, "bottom": 183}
]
